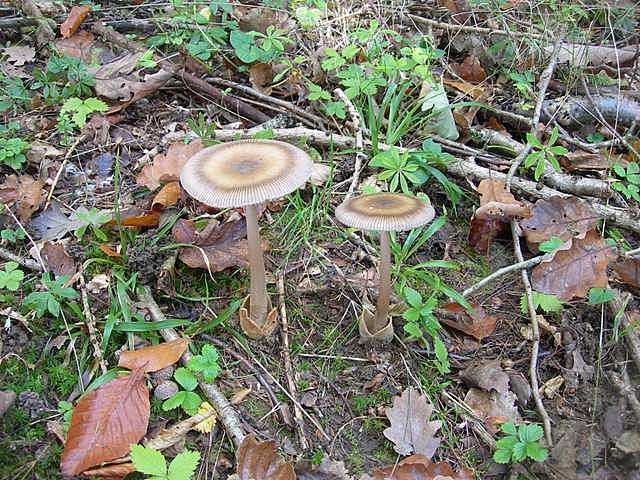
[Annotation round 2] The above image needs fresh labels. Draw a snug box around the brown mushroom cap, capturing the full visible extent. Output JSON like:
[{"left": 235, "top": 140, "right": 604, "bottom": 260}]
[
  {"left": 180, "top": 139, "right": 313, "bottom": 208},
  {"left": 335, "top": 192, "right": 435, "bottom": 231}
]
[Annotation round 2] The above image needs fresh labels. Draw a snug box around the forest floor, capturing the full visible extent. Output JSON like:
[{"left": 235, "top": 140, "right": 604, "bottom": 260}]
[{"left": 0, "top": 0, "right": 639, "bottom": 479}]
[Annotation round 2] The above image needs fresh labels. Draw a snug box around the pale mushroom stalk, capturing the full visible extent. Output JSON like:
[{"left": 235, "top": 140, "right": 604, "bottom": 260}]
[
  {"left": 244, "top": 203, "right": 268, "bottom": 323},
  {"left": 375, "top": 230, "right": 391, "bottom": 334}
]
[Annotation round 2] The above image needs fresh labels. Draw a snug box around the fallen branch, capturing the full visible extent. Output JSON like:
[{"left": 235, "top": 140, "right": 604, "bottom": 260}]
[
  {"left": 611, "top": 369, "right": 640, "bottom": 424},
  {"left": 608, "top": 289, "right": 640, "bottom": 373},
  {"left": 92, "top": 23, "right": 269, "bottom": 124},
  {"left": 137, "top": 286, "right": 245, "bottom": 447},
  {"left": 406, "top": 14, "right": 546, "bottom": 40},
  {"left": 0, "top": 246, "right": 42, "bottom": 271},
  {"left": 334, "top": 88, "right": 366, "bottom": 196}
]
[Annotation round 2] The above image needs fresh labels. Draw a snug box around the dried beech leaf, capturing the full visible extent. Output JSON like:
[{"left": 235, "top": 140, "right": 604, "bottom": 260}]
[
  {"left": 296, "top": 457, "right": 353, "bottom": 480},
  {"left": 173, "top": 218, "right": 267, "bottom": 272},
  {"left": 234, "top": 6, "right": 295, "bottom": 33},
  {"left": 612, "top": 258, "right": 640, "bottom": 288},
  {"left": 365, "top": 454, "right": 474, "bottom": 480},
  {"left": 439, "top": 303, "right": 496, "bottom": 340},
  {"left": 80, "top": 462, "right": 136, "bottom": 479},
  {"left": 55, "top": 31, "right": 114, "bottom": 65},
  {"left": 136, "top": 140, "right": 204, "bottom": 190},
  {"left": 531, "top": 230, "right": 617, "bottom": 300},
  {"left": 467, "top": 216, "right": 509, "bottom": 255},
  {"left": 452, "top": 55, "right": 486, "bottom": 83},
  {"left": 60, "top": 368, "right": 149, "bottom": 477},
  {"left": 520, "top": 196, "right": 599, "bottom": 245},
  {"left": 60, "top": 5, "right": 91, "bottom": 38},
  {"left": 111, "top": 212, "right": 161, "bottom": 228},
  {"left": 3, "top": 46, "right": 36, "bottom": 66},
  {"left": 118, "top": 338, "right": 188, "bottom": 373},
  {"left": 249, "top": 62, "right": 274, "bottom": 95},
  {"left": 459, "top": 359, "right": 509, "bottom": 393},
  {"left": 463, "top": 387, "right": 521, "bottom": 433},
  {"left": 475, "top": 179, "right": 530, "bottom": 220},
  {"left": 41, "top": 242, "right": 76, "bottom": 277},
  {"left": 0, "top": 174, "right": 43, "bottom": 222},
  {"left": 383, "top": 387, "right": 441, "bottom": 458},
  {"left": 144, "top": 407, "right": 218, "bottom": 451},
  {"left": 151, "top": 181, "right": 181, "bottom": 211},
  {"left": 235, "top": 434, "right": 295, "bottom": 480}
]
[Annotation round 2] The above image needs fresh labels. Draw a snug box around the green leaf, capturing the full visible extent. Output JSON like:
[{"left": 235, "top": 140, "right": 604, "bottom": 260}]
[
  {"left": 526, "top": 133, "right": 543, "bottom": 149},
  {"left": 167, "top": 450, "right": 201, "bottom": 480},
  {"left": 174, "top": 367, "right": 198, "bottom": 391},
  {"left": 587, "top": 287, "right": 614, "bottom": 305},
  {"left": 511, "top": 442, "right": 527, "bottom": 462},
  {"left": 613, "top": 163, "right": 626, "bottom": 177},
  {"left": 130, "top": 444, "right": 167, "bottom": 477},
  {"left": 538, "top": 237, "right": 565, "bottom": 252},
  {"left": 496, "top": 435, "right": 519, "bottom": 451},
  {"left": 181, "top": 391, "right": 202, "bottom": 415},
  {"left": 525, "top": 442, "right": 549, "bottom": 462},
  {"left": 404, "top": 287, "right": 422, "bottom": 308},
  {"left": 501, "top": 422, "right": 518, "bottom": 435},
  {"left": 493, "top": 448, "right": 512, "bottom": 464},
  {"left": 163, "top": 391, "right": 186, "bottom": 411},
  {"left": 433, "top": 335, "right": 450, "bottom": 373},
  {"left": 403, "top": 321, "right": 423, "bottom": 339},
  {"left": 519, "top": 423, "right": 544, "bottom": 443},
  {"left": 24, "top": 291, "right": 51, "bottom": 317},
  {"left": 533, "top": 291, "right": 563, "bottom": 313}
]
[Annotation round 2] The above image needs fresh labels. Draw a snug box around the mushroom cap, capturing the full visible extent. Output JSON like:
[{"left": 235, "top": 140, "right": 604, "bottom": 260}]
[
  {"left": 335, "top": 192, "right": 435, "bottom": 231},
  {"left": 180, "top": 139, "right": 313, "bottom": 208}
]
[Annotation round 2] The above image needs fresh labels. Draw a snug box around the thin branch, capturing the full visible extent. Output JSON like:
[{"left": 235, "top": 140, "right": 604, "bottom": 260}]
[
  {"left": 334, "top": 88, "right": 366, "bottom": 197},
  {"left": 0, "top": 246, "right": 42, "bottom": 271},
  {"left": 406, "top": 14, "right": 546, "bottom": 40}
]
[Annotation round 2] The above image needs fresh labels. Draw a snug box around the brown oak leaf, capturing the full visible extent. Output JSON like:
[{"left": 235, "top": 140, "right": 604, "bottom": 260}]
[
  {"left": 383, "top": 387, "right": 441, "bottom": 458},
  {"left": 452, "top": 55, "right": 486, "bottom": 83},
  {"left": 0, "top": 174, "right": 43, "bottom": 222},
  {"left": 136, "top": 140, "right": 204, "bottom": 190},
  {"left": 612, "top": 257, "right": 640, "bottom": 289},
  {"left": 234, "top": 434, "right": 295, "bottom": 480},
  {"left": 41, "top": 242, "right": 76, "bottom": 277},
  {"left": 118, "top": 338, "right": 188, "bottom": 373},
  {"left": 531, "top": 230, "right": 617, "bottom": 300},
  {"left": 463, "top": 387, "right": 521, "bottom": 433},
  {"left": 363, "top": 454, "right": 474, "bottom": 480},
  {"left": 475, "top": 179, "right": 530, "bottom": 220},
  {"left": 439, "top": 303, "right": 496, "bottom": 340}
]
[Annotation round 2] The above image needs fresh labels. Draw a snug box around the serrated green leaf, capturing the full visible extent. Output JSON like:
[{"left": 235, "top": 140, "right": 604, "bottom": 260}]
[
  {"left": 163, "top": 391, "right": 186, "bottom": 411},
  {"left": 501, "top": 422, "right": 518, "bottom": 435},
  {"left": 493, "top": 448, "right": 512, "bottom": 464},
  {"left": 511, "top": 442, "right": 527, "bottom": 462},
  {"left": 167, "top": 450, "right": 201, "bottom": 480},
  {"left": 181, "top": 391, "right": 202, "bottom": 415},
  {"left": 525, "top": 442, "right": 549, "bottom": 462},
  {"left": 588, "top": 287, "right": 614, "bottom": 305},
  {"left": 519, "top": 423, "right": 544, "bottom": 443},
  {"left": 174, "top": 367, "right": 198, "bottom": 391},
  {"left": 130, "top": 444, "right": 167, "bottom": 477},
  {"left": 404, "top": 287, "right": 422, "bottom": 308}
]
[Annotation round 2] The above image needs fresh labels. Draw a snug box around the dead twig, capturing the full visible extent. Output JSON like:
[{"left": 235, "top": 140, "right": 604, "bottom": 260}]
[
  {"left": 334, "top": 88, "right": 366, "bottom": 196},
  {"left": 406, "top": 14, "right": 546, "bottom": 40},
  {"left": 137, "top": 286, "right": 245, "bottom": 447},
  {"left": 611, "top": 369, "right": 640, "bottom": 424},
  {"left": 608, "top": 289, "right": 640, "bottom": 373},
  {"left": 79, "top": 274, "right": 107, "bottom": 375},
  {"left": 45, "top": 135, "right": 86, "bottom": 210},
  {"left": 0, "top": 246, "right": 42, "bottom": 271},
  {"left": 277, "top": 272, "right": 309, "bottom": 450}
]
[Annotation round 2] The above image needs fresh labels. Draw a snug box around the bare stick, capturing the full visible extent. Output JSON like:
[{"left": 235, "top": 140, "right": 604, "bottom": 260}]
[
  {"left": 79, "top": 274, "right": 107, "bottom": 375},
  {"left": 406, "top": 14, "right": 546, "bottom": 40},
  {"left": 611, "top": 370, "right": 640, "bottom": 423},
  {"left": 277, "top": 272, "right": 309, "bottom": 450},
  {"left": 0, "top": 246, "right": 42, "bottom": 271},
  {"left": 137, "top": 286, "right": 245, "bottom": 447},
  {"left": 45, "top": 134, "right": 85, "bottom": 210},
  {"left": 335, "top": 88, "right": 366, "bottom": 196},
  {"left": 462, "top": 254, "right": 549, "bottom": 298},
  {"left": 608, "top": 289, "right": 640, "bottom": 372},
  {"left": 505, "top": 33, "right": 564, "bottom": 190}
]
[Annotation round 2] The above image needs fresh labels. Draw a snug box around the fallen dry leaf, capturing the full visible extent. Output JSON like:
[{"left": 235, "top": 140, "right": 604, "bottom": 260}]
[
  {"left": 364, "top": 454, "right": 474, "bottom": 480},
  {"left": 109, "top": 211, "right": 161, "bottom": 228},
  {"left": 118, "top": 338, "right": 188, "bottom": 373},
  {"left": 520, "top": 196, "right": 599, "bottom": 245},
  {"left": 531, "top": 230, "right": 617, "bottom": 300},
  {"left": 192, "top": 402, "right": 217, "bottom": 433},
  {"left": 296, "top": 457, "right": 352, "bottom": 480},
  {"left": 383, "top": 387, "right": 441, "bottom": 458},
  {"left": 540, "top": 375, "right": 564, "bottom": 399},
  {"left": 310, "top": 163, "right": 331, "bottom": 186},
  {"left": 249, "top": 62, "right": 274, "bottom": 95},
  {"left": 234, "top": 434, "right": 295, "bottom": 480},
  {"left": 459, "top": 359, "right": 510, "bottom": 394},
  {"left": 234, "top": 5, "right": 295, "bottom": 33},
  {"left": 463, "top": 387, "right": 521, "bottom": 433},
  {"left": 612, "top": 257, "right": 640, "bottom": 289},
  {"left": 0, "top": 174, "right": 44, "bottom": 222},
  {"left": 60, "top": 368, "right": 149, "bottom": 477},
  {"left": 99, "top": 244, "right": 121, "bottom": 257},
  {"left": 81, "top": 463, "right": 136, "bottom": 479},
  {"left": 3, "top": 46, "right": 36, "bottom": 66},
  {"left": 30, "top": 203, "right": 109, "bottom": 241},
  {"left": 438, "top": 303, "right": 496, "bottom": 340},
  {"left": 467, "top": 216, "right": 509, "bottom": 255},
  {"left": 230, "top": 388, "right": 252, "bottom": 405},
  {"left": 172, "top": 218, "right": 265, "bottom": 272},
  {"left": 55, "top": 31, "right": 114, "bottom": 65},
  {"left": 60, "top": 5, "right": 91, "bottom": 38},
  {"left": 549, "top": 42, "right": 638, "bottom": 68},
  {"left": 151, "top": 181, "right": 181, "bottom": 211},
  {"left": 136, "top": 139, "right": 204, "bottom": 190},
  {"left": 443, "top": 79, "right": 484, "bottom": 99},
  {"left": 563, "top": 151, "right": 610, "bottom": 172},
  {"left": 41, "top": 242, "right": 76, "bottom": 277},
  {"left": 475, "top": 179, "right": 530, "bottom": 220},
  {"left": 452, "top": 55, "right": 486, "bottom": 83}
]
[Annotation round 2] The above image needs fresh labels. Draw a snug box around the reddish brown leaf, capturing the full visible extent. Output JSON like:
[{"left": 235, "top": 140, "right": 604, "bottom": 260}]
[
  {"left": 459, "top": 359, "right": 510, "bottom": 394},
  {"left": 136, "top": 140, "right": 204, "bottom": 190},
  {"left": 520, "top": 196, "right": 599, "bottom": 245},
  {"left": 118, "top": 338, "right": 189, "bottom": 373},
  {"left": 172, "top": 218, "right": 267, "bottom": 272},
  {"left": 151, "top": 181, "right": 181, "bottom": 211},
  {"left": 365, "top": 454, "right": 474, "bottom": 480},
  {"left": 54, "top": 31, "right": 114, "bottom": 65},
  {"left": 0, "top": 174, "right": 44, "bottom": 222},
  {"left": 235, "top": 434, "right": 295, "bottom": 480},
  {"left": 60, "top": 368, "right": 149, "bottom": 477},
  {"left": 41, "top": 242, "right": 76, "bottom": 277},
  {"left": 531, "top": 230, "right": 617, "bottom": 300},
  {"left": 439, "top": 303, "right": 496, "bottom": 340},
  {"left": 249, "top": 62, "right": 274, "bottom": 95},
  {"left": 99, "top": 244, "right": 121, "bottom": 257},
  {"left": 467, "top": 216, "right": 509, "bottom": 254},
  {"left": 612, "top": 258, "right": 640, "bottom": 288},
  {"left": 475, "top": 179, "right": 530, "bottom": 220},
  {"left": 443, "top": 79, "right": 484, "bottom": 99},
  {"left": 234, "top": 5, "right": 295, "bottom": 33},
  {"left": 463, "top": 387, "right": 520, "bottom": 433},
  {"left": 116, "top": 212, "right": 161, "bottom": 228},
  {"left": 60, "top": 5, "right": 91, "bottom": 38},
  {"left": 452, "top": 55, "right": 486, "bottom": 83},
  {"left": 81, "top": 462, "right": 136, "bottom": 479}
]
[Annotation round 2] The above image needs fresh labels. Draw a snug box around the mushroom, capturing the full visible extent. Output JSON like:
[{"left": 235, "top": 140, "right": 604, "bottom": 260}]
[
  {"left": 335, "top": 192, "right": 435, "bottom": 342},
  {"left": 180, "top": 139, "right": 313, "bottom": 338}
]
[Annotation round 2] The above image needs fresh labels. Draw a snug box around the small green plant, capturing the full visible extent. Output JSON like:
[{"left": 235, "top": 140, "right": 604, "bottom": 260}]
[
  {"left": 588, "top": 287, "right": 614, "bottom": 305},
  {"left": 187, "top": 112, "right": 218, "bottom": 144},
  {"left": 58, "top": 97, "right": 109, "bottom": 129},
  {"left": 23, "top": 273, "right": 78, "bottom": 318},
  {"left": 0, "top": 76, "right": 31, "bottom": 112},
  {"left": 524, "top": 127, "right": 567, "bottom": 180},
  {"left": 520, "top": 291, "right": 563, "bottom": 314},
  {"left": 493, "top": 422, "right": 548, "bottom": 464},
  {"left": 507, "top": 70, "right": 534, "bottom": 101},
  {"left": 0, "top": 137, "right": 29, "bottom": 170},
  {"left": 0, "top": 262, "right": 24, "bottom": 291},
  {"left": 186, "top": 344, "right": 221, "bottom": 382},
  {"left": 1, "top": 227, "right": 26, "bottom": 243},
  {"left": 74, "top": 208, "right": 111, "bottom": 240},
  {"left": 611, "top": 162, "right": 640, "bottom": 202},
  {"left": 162, "top": 367, "right": 202, "bottom": 415},
  {"left": 538, "top": 236, "right": 565, "bottom": 252},
  {"left": 230, "top": 26, "right": 292, "bottom": 63},
  {"left": 130, "top": 444, "right": 200, "bottom": 480},
  {"left": 402, "top": 287, "right": 450, "bottom": 374},
  {"left": 31, "top": 55, "right": 95, "bottom": 104},
  {"left": 58, "top": 401, "right": 74, "bottom": 433}
]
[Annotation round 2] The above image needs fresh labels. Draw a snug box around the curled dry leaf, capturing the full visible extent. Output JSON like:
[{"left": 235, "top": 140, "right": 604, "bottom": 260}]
[
  {"left": 172, "top": 218, "right": 266, "bottom": 272},
  {"left": 80, "top": 462, "right": 136, "bottom": 479},
  {"left": 438, "top": 303, "right": 496, "bottom": 340},
  {"left": 475, "top": 179, "right": 530, "bottom": 220},
  {"left": 452, "top": 55, "right": 486, "bottom": 83},
  {"left": 60, "top": 368, "right": 149, "bottom": 477},
  {"left": 364, "top": 454, "right": 474, "bottom": 480},
  {"left": 531, "top": 230, "right": 617, "bottom": 300},
  {"left": 41, "top": 242, "right": 76, "bottom": 277},
  {"left": 234, "top": 434, "right": 295, "bottom": 480},
  {"left": 520, "top": 196, "right": 599, "bottom": 245},
  {"left": 463, "top": 387, "right": 521, "bottom": 433},
  {"left": 118, "top": 338, "right": 189, "bottom": 373},
  {"left": 0, "top": 174, "right": 43, "bottom": 222},
  {"left": 612, "top": 257, "right": 640, "bottom": 289},
  {"left": 3, "top": 46, "right": 36, "bottom": 66},
  {"left": 249, "top": 62, "right": 274, "bottom": 95},
  {"left": 136, "top": 140, "right": 204, "bottom": 190},
  {"left": 151, "top": 181, "right": 181, "bottom": 211},
  {"left": 459, "top": 359, "right": 510, "bottom": 394},
  {"left": 467, "top": 216, "right": 509, "bottom": 255},
  {"left": 383, "top": 387, "right": 441, "bottom": 458},
  {"left": 60, "top": 5, "right": 91, "bottom": 38}
]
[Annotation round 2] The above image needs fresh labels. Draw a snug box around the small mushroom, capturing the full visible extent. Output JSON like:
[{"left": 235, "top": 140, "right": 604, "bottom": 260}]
[
  {"left": 336, "top": 192, "right": 435, "bottom": 342},
  {"left": 180, "top": 139, "right": 312, "bottom": 338}
]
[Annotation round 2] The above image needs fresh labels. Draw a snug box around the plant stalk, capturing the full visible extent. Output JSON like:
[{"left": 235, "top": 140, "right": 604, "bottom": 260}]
[
  {"left": 245, "top": 203, "right": 268, "bottom": 324},
  {"left": 375, "top": 230, "right": 391, "bottom": 333}
]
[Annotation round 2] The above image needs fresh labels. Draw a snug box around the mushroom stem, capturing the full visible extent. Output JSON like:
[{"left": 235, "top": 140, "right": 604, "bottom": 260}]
[
  {"left": 374, "top": 230, "right": 391, "bottom": 334},
  {"left": 245, "top": 203, "right": 268, "bottom": 324}
]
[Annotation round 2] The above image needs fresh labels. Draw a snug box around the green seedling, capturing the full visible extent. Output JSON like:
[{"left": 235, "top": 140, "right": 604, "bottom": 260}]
[
  {"left": 130, "top": 444, "right": 200, "bottom": 480},
  {"left": 24, "top": 273, "right": 78, "bottom": 318},
  {"left": 588, "top": 287, "right": 614, "bottom": 305},
  {"left": 524, "top": 127, "right": 567, "bottom": 180},
  {"left": 162, "top": 367, "right": 202, "bottom": 415},
  {"left": 493, "top": 422, "right": 548, "bottom": 464},
  {"left": 0, "top": 261, "right": 24, "bottom": 291},
  {"left": 187, "top": 344, "right": 221, "bottom": 383},
  {"left": 520, "top": 291, "right": 563, "bottom": 314},
  {"left": 59, "top": 97, "right": 109, "bottom": 129},
  {"left": 612, "top": 162, "right": 640, "bottom": 202},
  {"left": 0, "top": 137, "right": 29, "bottom": 170},
  {"left": 1, "top": 227, "right": 26, "bottom": 243},
  {"left": 74, "top": 208, "right": 111, "bottom": 241}
]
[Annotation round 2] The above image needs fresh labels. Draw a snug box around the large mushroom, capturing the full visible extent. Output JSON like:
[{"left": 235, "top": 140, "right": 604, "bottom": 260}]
[
  {"left": 336, "top": 192, "right": 435, "bottom": 342},
  {"left": 180, "top": 139, "right": 312, "bottom": 339}
]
